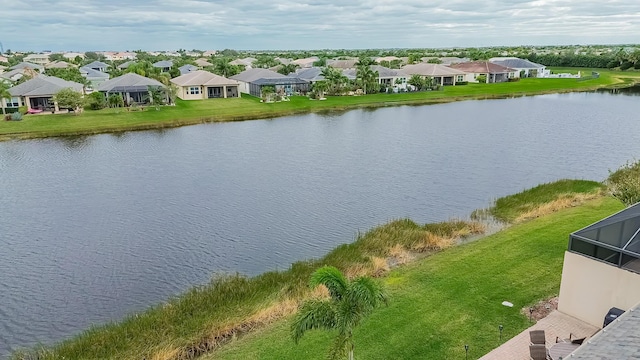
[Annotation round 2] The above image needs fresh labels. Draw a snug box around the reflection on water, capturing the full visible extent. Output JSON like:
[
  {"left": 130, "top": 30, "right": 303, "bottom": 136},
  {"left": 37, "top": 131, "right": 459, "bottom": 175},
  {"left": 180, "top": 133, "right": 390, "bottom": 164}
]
[{"left": 2, "top": 91, "right": 640, "bottom": 356}]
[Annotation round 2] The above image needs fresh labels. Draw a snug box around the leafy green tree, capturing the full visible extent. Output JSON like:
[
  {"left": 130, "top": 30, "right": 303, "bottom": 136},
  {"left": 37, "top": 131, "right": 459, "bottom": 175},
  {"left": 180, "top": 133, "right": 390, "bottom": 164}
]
[
  {"left": 356, "top": 65, "right": 379, "bottom": 95},
  {"left": 427, "top": 58, "right": 442, "bottom": 64},
  {"left": 313, "top": 57, "right": 327, "bottom": 67},
  {"left": 312, "top": 80, "right": 329, "bottom": 99},
  {"left": 277, "top": 63, "right": 300, "bottom": 75},
  {"left": 45, "top": 67, "right": 85, "bottom": 84},
  {"left": 253, "top": 55, "right": 279, "bottom": 69},
  {"left": 85, "top": 92, "right": 106, "bottom": 110},
  {"left": 408, "top": 74, "right": 425, "bottom": 91},
  {"left": 320, "top": 66, "right": 349, "bottom": 95},
  {"left": 292, "top": 266, "right": 387, "bottom": 360},
  {"left": 261, "top": 86, "right": 276, "bottom": 102},
  {"left": 211, "top": 59, "right": 242, "bottom": 78},
  {"left": 148, "top": 86, "right": 166, "bottom": 109},
  {"left": 48, "top": 53, "right": 65, "bottom": 62},
  {"left": 84, "top": 51, "right": 103, "bottom": 61},
  {"left": 53, "top": 88, "right": 83, "bottom": 114}
]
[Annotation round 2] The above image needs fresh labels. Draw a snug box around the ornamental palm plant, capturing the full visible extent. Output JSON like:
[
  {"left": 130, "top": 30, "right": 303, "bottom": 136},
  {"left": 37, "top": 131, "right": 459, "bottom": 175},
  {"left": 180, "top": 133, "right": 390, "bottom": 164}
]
[{"left": 292, "top": 266, "right": 387, "bottom": 360}]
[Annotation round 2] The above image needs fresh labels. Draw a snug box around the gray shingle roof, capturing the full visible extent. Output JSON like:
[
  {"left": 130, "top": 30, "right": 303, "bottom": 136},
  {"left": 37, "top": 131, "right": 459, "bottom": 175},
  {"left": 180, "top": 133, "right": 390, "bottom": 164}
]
[
  {"left": 80, "top": 67, "right": 110, "bottom": 80},
  {"left": 342, "top": 65, "right": 406, "bottom": 79},
  {"left": 117, "top": 61, "right": 136, "bottom": 69},
  {"left": 97, "top": 73, "right": 165, "bottom": 92},
  {"left": 230, "top": 68, "right": 285, "bottom": 83},
  {"left": 8, "top": 75, "right": 83, "bottom": 97},
  {"left": 153, "top": 60, "right": 173, "bottom": 68},
  {"left": 9, "top": 62, "right": 44, "bottom": 71},
  {"left": 402, "top": 63, "right": 468, "bottom": 76},
  {"left": 178, "top": 64, "right": 199, "bottom": 75},
  {"left": 170, "top": 70, "right": 238, "bottom": 87},
  {"left": 251, "top": 77, "right": 308, "bottom": 86},
  {"left": 569, "top": 302, "right": 640, "bottom": 359},
  {"left": 293, "top": 67, "right": 325, "bottom": 81},
  {"left": 85, "top": 61, "right": 110, "bottom": 69},
  {"left": 490, "top": 58, "right": 545, "bottom": 69}
]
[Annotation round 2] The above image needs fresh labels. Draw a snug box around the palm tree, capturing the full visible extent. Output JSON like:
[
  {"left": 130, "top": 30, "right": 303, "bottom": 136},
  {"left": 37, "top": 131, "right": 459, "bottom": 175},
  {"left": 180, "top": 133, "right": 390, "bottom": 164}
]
[
  {"left": 278, "top": 63, "right": 300, "bottom": 76},
  {"left": 0, "top": 82, "right": 11, "bottom": 116},
  {"left": 313, "top": 80, "right": 329, "bottom": 99},
  {"left": 356, "top": 65, "right": 378, "bottom": 95},
  {"left": 292, "top": 266, "right": 387, "bottom": 360}
]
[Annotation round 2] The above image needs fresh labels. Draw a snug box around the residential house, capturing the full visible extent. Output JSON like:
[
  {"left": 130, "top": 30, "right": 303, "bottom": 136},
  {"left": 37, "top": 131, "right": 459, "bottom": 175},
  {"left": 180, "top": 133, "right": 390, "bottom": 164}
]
[
  {"left": 0, "top": 68, "right": 38, "bottom": 83},
  {"left": 80, "top": 66, "right": 110, "bottom": 90},
  {"left": 170, "top": 70, "right": 239, "bottom": 100},
  {"left": 178, "top": 64, "right": 198, "bottom": 75},
  {"left": 5, "top": 75, "right": 83, "bottom": 112},
  {"left": 402, "top": 63, "right": 470, "bottom": 85},
  {"left": 84, "top": 61, "right": 110, "bottom": 73},
  {"left": 152, "top": 60, "right": 173, "bottom": 72},
  {"left": 194, "top": 58, "right": 213, "bottom": 67},
  {"left": 0, "top": 55, "right": 8, "bottom": 63},
  {"left": 275, "top": 57, "right": 292, "bottom": 65},
  {"left": 291, "top": 67, "right": 356, "bottom": 84},
  {"left": 97, "top": 72, "right": 166, "bottom": 105},
  {"left": 62, "top": 52, "right": 85, "bottom": 61},
  {"left": 448, "top": 61, "right": 517, "bottom": 83},
  {"left": 291, "top": 57, "right": 318, "bottom": 68},
  {"left": 489, "top": 57, "right": 548, "bottom": 78},
  {"left": 230, "top": 68, "right": 285, "bottom": 94},
  {"left": 375, "top": 56, "right": 402, "bottom": 63},
  {"left": 230, "top": 68, "right": 308, "bottom": 97},
  {"left": 45, "top": 61, "right": 72, "bottom": 69},
  {"left": 117, "top": 61, "right": 136, "bottom": 70},
  {"left": 23, "top": 54, "right": 51, "bottom": 66},
  {"left": 202, "top": 50, "right": 217, "bottom": 57},
  {"left": 229, "top": 57, "right": 257, "bottom": 68},
  {"left": 558, "top": 203, "right": 640, "bottom": 328},
  {"left": 9, "top": 62, "right": 44, "bottom": 73},
  {"left": 326, "top": 59, "right": 358, "bottom": 69},
  {"left": 343, "top": 65, "right": 409, "bottom": 91}
]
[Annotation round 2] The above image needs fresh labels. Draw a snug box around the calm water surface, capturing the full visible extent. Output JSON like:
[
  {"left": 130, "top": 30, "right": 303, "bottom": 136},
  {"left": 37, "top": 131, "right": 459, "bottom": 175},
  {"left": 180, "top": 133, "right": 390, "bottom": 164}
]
[{"left": 1, "top": 90, "right": 640, "bottom": 355}]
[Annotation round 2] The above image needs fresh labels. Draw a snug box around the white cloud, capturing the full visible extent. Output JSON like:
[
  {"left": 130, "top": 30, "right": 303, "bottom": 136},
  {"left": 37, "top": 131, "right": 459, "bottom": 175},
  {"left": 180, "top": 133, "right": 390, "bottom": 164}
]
[{"left": 0, "top": 0, "right": 638, "bottom": 51}]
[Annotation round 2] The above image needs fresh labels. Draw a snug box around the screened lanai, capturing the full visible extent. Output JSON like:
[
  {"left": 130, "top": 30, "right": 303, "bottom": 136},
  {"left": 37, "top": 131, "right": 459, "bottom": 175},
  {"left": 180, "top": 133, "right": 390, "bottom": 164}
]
[{"left": 569, "top": 202, "right": 640, "bottom": 273}]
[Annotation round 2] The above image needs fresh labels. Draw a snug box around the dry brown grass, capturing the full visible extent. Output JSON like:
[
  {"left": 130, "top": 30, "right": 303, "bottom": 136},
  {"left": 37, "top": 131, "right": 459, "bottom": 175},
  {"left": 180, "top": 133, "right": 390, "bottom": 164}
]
[
  {"left": 387, "top": 244, "right": 413, "bottom": 266},
  {"left": 514, "top": 192, "right": 601, "bottom": 223},
  {"left": 150, "top": 347, "right": 181, "bottom": 360},
  {"left": 411, "top": 233, "right": 456, "bottom": 253}
]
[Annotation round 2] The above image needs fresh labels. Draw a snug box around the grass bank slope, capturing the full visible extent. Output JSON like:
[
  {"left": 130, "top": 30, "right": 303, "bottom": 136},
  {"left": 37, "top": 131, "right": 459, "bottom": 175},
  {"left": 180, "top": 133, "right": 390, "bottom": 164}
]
[
  {"left": 1, "top": 69, "right": 638, "bottom": 141},
  {"left": 211, "top": 197, "right": 623, "bottom": 360}
]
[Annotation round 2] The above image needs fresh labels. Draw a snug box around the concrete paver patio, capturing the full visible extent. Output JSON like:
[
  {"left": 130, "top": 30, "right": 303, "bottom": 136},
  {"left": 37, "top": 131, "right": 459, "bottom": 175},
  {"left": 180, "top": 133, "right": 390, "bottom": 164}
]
[{"left": 479, "top": 311, "right": 599, "bottom": 360}]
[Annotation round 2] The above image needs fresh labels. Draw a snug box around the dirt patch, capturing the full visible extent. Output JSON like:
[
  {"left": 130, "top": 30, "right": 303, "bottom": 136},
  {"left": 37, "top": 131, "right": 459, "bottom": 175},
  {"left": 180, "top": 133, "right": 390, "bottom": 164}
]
[{"left": 522, "top": 297, "right": 559, "bottom": 321}]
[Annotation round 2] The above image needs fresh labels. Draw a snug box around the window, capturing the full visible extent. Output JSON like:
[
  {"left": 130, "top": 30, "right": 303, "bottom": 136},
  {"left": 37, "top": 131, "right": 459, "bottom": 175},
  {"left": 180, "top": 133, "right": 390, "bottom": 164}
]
[
  {"left": 6, "top": 97, "right": 19, "bottom": 107},
  {"left": 456, "top": 75, "right": 464, "bottom": 82},
  {"left": 189, "top": 87, "right": 200, "bottom": 95}
]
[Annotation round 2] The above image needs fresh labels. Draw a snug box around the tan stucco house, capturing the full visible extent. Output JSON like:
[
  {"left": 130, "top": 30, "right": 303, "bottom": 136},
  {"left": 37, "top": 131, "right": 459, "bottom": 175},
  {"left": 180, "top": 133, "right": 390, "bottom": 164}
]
[
  {"left": 5, "top": 75, "right": 83, "bottom": 112},
  {"left": 558, "top": 203, "right": 640, "bottom": 328},
  {"left": 402, "top": 63, "right": 471, "bottom": 85},
  {"left": 170, "top": 70, "right": 239, "bottom": 100}
]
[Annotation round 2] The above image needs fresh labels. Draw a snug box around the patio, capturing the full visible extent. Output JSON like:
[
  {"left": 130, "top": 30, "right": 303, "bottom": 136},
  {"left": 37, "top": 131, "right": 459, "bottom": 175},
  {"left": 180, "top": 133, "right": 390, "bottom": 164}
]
[{"left": 479, "top": 311, "right": 598, "bottom": 360}]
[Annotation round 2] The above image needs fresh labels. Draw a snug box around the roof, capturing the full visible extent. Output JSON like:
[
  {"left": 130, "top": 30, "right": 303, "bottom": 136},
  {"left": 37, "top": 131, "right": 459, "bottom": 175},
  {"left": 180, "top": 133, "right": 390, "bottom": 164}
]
[
  {"left": 342, "top": 65, "right": 407, "bottom": 79},
  {"left": 490, "top": 58, "right": 545, "bottom": 69},
  {"left": 80, "top": 66, "right": 110, "bottom": 80},
  {"left": 326, "top": 59, "right": 358, "bottom": 69},
  {"left": 422, "top": 57, "right": 469, "bottom": 65},
  {"left": 45, "top": 61, "right": 71, "bottom": 69},
  {"left": 178, "top": 64, "right": 199, "bottom": 75},
  {"left": 117, "top": 61, "right": 136, "bottom": 69},
  {"left": 8, "top": 75, "right": 83, "bottom": 97},
  {"left": 402, "top": 63, "right": 467, "bottom": 77},
  {"left": 570, "top": 202, "right": 640, "bottom": 272},
  {"left": 569, "top": 302, "right": 640, "bottom": 359},
  {"left": 170, "top": 70, "right": 239, "bottom": 87},
  {"left": 230, "top": 68, "right": 285, "bottom": 83},
  {"left": 194, "top": 58, "right": 213, "bottom": 67},
  {"left": 0, "top": 68, "right": 32, "bottom": 81},
  {"left": 251, "top": 77, "right": 308, "bottom": 86},
  {"left": 291, "top": 57, "right": 318, "bottom": 67},
  {"left": 375, "top": 56, "right": 401, "bottom": 63},
  {"left": 97, "top": 73, "right": 165, "bottom": 92},
  {"left": 448, "top": 61, "right": 516, "bottom": 74},
  {"left": 85, "top": 60, "right": 110, "bottom": 69},
  {"left": 153, "top": 60, "right": 173, "bottom": 68},
  {"left": 293, "top": 67, "right": 325, "bottom": 82},
  {"left": 9, "top": 62, "right": 44, "bottom": 71}
]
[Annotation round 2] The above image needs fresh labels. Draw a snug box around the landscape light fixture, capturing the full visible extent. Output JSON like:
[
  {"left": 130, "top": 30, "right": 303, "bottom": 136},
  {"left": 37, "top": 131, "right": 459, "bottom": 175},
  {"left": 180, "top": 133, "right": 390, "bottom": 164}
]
[
  {"left": 529, "top": 307, "right": 534, "bottom": 322},
  {"left": 499, "top": 324, "right": 504, "bottom": 341},
  {"left": 465, "top": 344, "right": 469, "bottom": 360}
]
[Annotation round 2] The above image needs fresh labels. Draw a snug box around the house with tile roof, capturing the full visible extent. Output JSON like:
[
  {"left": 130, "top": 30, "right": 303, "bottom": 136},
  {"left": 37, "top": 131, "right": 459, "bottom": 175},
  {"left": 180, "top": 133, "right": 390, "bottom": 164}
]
[
  {"left": 402, "top": 63, "right": 470, "bottom": 85},
  {"left": 80, "top": 67, "right": 110, "bottom": 89},
  {"left": 343, "top": 65, "right": 409, "bottom": 90},
  {"left": 170, "top": 70, "right": 239, "bottom": 100},
  {"left": 448, "top": 61, "right": 518, "bottom": 83},
  {"left": 9, "top": 62, "right": 44, "bottom": 73},
  {"left": 178, "top": 64, "right": 199, "bottom": 75},
  {"left": 152, "top": 60, "right": 173, "bottom": 72},
  {"left": 84, "top": 61, "right": 110, "bottom": 73}
]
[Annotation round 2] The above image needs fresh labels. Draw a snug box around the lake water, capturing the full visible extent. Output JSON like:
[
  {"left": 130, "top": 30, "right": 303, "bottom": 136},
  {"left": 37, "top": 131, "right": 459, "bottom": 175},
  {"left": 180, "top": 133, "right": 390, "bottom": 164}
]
[{"left": 2, "top": 90, "right": 640, "bottom": 356}]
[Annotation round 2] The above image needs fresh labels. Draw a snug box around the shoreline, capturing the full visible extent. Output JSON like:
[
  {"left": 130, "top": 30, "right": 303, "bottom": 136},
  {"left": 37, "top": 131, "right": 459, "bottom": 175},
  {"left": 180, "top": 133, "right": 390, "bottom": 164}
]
[{"left": 1, "top": 74, "right": 637, "bottom": 142}]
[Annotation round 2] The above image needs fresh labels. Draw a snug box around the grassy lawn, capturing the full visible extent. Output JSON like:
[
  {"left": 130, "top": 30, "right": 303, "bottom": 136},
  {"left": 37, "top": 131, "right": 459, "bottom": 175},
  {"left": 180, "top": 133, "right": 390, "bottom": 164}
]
[
  {"left": 210, "top": 196, "right": 624, "bottom": 360},
  {"left": 1, "top": 68, "right": 639, "bottom": 141}
]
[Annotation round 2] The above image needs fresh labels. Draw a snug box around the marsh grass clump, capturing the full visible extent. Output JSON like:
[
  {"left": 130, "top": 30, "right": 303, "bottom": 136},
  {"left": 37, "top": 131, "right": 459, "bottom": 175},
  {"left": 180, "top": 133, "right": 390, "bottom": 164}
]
[
  {"left": 487, "top": 179, "right": 604, "bottom": 223},
  {"left": 607, "top": 160, "right": 640, "bottom": 206}
]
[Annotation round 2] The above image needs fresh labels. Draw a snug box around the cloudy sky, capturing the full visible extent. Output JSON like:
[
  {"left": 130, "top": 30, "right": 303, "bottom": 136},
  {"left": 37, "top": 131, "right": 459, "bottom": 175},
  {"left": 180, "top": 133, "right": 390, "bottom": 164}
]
[{"left": 1, "top": 0, "right": 639, "bottom": 52}]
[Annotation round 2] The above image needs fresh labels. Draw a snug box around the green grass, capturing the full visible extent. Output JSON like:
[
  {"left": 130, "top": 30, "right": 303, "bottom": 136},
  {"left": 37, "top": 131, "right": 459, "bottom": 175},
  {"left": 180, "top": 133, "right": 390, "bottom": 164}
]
[
  {"left": 486, "top": 179, "right": 605, "bottom": 223},
  {"left": 209, "top": 196, "right": 623, "bottom": 360},
  {"left": 2, "top": 68, "right": 639, "bottom": 141},
  {"left": 12, "top": 179, "right": 617, "bottom": 359}
]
